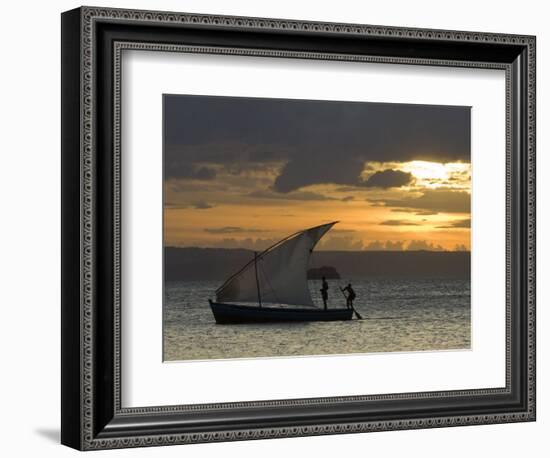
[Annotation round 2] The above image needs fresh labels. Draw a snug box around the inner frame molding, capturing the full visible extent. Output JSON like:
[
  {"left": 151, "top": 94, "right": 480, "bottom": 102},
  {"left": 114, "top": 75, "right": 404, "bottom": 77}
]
[{"left": 116, "top": 42, "right": 509, "bottom": 409}]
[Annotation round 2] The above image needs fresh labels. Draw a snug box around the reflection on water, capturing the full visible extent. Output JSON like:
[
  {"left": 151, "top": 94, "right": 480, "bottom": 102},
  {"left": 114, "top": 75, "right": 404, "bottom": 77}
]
[{"left": 164, "top": 279, "right": 470, "bottom": 361}]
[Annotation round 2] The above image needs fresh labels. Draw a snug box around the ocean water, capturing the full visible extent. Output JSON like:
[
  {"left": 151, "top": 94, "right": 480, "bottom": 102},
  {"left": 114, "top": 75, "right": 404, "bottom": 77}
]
[{"left": 164, "top": 279, "right": 470, "bottom": 361}]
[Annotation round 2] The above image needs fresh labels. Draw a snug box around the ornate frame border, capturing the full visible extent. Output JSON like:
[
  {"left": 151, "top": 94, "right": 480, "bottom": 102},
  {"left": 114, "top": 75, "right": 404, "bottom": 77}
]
[{"left": 62, "top": 6, "right": 536, "bottom": 450}]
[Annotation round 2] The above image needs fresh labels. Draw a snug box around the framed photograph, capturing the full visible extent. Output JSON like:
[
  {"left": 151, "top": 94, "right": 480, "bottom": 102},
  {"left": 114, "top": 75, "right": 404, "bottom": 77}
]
[{"left": 61, "top": 6, "right": 536, "bottom": 450}]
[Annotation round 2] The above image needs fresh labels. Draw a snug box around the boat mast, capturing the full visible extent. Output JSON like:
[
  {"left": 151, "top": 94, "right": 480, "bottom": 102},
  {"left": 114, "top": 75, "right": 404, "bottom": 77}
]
[{"left": 254, "top": 251, "right": 262, "bottom": 307}]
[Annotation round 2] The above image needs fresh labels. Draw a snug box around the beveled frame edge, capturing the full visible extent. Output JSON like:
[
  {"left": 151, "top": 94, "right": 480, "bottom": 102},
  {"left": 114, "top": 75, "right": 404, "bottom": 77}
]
[{"left": 61, "top": 5, "right": 536, "bottom": 450}]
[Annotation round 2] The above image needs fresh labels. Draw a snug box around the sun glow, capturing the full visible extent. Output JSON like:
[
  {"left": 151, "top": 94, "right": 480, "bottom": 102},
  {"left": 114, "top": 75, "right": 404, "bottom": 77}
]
[
  {"left": 402, "top": 161, "right": 448, "bottom": 180},
  {"left": 164, "top": 160, "right": 472, "bottom": 251},
  {"left": 399, "top": 160, "right": 470, "bottom": 189}
]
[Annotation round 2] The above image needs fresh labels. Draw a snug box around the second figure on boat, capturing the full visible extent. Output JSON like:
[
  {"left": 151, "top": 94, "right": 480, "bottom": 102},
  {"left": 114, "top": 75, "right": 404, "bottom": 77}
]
[{"left": 342, "top": 283, "right": 356, "bottom": 309}]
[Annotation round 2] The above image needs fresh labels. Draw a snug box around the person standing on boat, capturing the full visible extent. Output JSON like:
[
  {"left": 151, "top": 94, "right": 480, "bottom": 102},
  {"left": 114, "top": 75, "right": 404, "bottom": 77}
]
[
  {"left": 320, "top": 276, "right": 329, "bottom": 310},
  {"left": 343, "top": 283, "right": 356, "bottom": 309}
]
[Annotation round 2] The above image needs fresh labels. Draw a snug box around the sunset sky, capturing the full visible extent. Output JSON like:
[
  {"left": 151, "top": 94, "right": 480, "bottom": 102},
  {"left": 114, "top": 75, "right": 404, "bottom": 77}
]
[{"left": 164, "top": 95, "right": 471, "bottom": 251}]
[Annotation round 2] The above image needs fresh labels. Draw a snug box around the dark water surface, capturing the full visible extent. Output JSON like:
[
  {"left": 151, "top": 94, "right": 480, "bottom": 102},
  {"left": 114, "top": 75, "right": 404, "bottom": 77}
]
[{"left": 164, "top": 279, "right": 470, "bottom": 361}]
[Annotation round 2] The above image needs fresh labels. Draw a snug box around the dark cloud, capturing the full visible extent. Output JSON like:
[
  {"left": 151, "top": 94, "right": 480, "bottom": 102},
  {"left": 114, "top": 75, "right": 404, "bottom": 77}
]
[
  {"left": 380, "top": 219, "right": 421, "bottom": 226},
  {"left": 331, "top": 229, "right": 357, "bottom": 233},
  {"left": 165, "top": 95, "right": 470, "bottom": 190},
  {"left": 249, "top": 150, "right": 284, "bottom": 162},
  {"left": 390, "top": 208, "right": 439, "bottom": 216},
  {"left": 204, "top": 227, "right": 266, "bottom": 234},
  {"left": 212, "top": 237, "right": 279, "bottom": 251},
  {"left": 164, "top": 142, "right": 288, "bottom": 181},
  {"left": 192, "top": 201, "right": 214, "bottom": 209},
  {"left": 247, "top": 189, "right": 335, "bottom": 201},
  {"left": 369, "top": 189, "right": 471, "bottom": 214},
  {"left": 165, "top": 164, "right": 217, "bottom": 181},
  {"left": 192, "top": 167, "right": 217, "bottom": 180},
  {"left": 363, "top": 169, "right": 414, "bottom": 189},
  {"left": 341, "top": 196, "right": 355, "bottom": 202},
  {"left": 273, "top": 156, "right": 363, "bottom": 193},
  {"left": 415, "top": 210, "right": 439, "bottom": 216},
  {"left": 335, "top": 186, "right": 363, "bottom": 192},
  {"left": 167, "top": 179, "right": 222, "bottom": 193},
  {"left": 436, "top": 218, "right": 471, "bottom": 229}
]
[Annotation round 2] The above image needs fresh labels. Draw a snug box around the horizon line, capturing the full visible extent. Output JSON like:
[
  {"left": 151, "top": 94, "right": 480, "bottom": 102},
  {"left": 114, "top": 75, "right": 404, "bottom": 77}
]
[{"left": 164, "top": 245, "right": 471, "bottom": 253}]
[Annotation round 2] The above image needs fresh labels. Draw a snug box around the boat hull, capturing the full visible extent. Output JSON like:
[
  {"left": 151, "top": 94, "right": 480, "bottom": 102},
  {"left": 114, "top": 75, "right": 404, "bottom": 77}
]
[{"left": 209, "top": 300, "right": 354, "bottom": 324}]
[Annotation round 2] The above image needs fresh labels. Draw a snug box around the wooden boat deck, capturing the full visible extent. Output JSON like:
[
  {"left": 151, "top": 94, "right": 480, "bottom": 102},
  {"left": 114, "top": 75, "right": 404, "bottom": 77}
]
[{"left": 209, "top": 300, "right": 354, "bottom": 324}]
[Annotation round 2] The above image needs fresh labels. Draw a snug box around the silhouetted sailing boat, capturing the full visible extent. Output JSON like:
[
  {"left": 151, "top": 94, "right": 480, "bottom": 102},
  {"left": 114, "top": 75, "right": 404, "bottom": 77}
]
[{"left": 209, "top": 222, "right": 354, "bottom": 324}]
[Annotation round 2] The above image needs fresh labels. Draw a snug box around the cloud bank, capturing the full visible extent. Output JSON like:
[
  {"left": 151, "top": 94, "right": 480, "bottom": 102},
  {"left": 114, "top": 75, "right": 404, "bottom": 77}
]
[{"left": 165, "top": 95, "right": 470, "bottom": 193}]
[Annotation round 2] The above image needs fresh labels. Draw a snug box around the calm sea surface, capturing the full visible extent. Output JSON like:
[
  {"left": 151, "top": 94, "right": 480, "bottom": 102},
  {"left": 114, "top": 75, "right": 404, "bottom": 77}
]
[{"left": 164, "top": 279, "right": 470, "bottom": 361}]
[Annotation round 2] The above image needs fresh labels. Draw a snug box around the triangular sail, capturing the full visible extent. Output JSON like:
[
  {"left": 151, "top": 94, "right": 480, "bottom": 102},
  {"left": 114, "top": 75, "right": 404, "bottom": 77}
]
[{"left": 216, "top": 222, "right": 337, "bottom": 306}]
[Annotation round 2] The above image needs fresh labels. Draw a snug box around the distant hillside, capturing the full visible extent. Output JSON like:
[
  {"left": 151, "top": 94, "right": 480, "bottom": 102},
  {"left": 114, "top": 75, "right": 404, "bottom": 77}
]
[{"left": 164, "top": 247, "right": 470, "bottom": 281}]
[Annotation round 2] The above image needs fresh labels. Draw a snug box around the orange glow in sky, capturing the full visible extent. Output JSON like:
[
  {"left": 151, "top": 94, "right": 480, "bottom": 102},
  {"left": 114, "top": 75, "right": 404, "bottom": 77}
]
[{"left": 165, "top": 160, "right": 471, "bottom": 251}]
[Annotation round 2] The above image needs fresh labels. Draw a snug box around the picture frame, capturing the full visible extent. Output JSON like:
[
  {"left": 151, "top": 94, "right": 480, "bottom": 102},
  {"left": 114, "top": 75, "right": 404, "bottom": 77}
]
[{"left": 61, "top": 6, "right": 536, "bottom": 450}]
